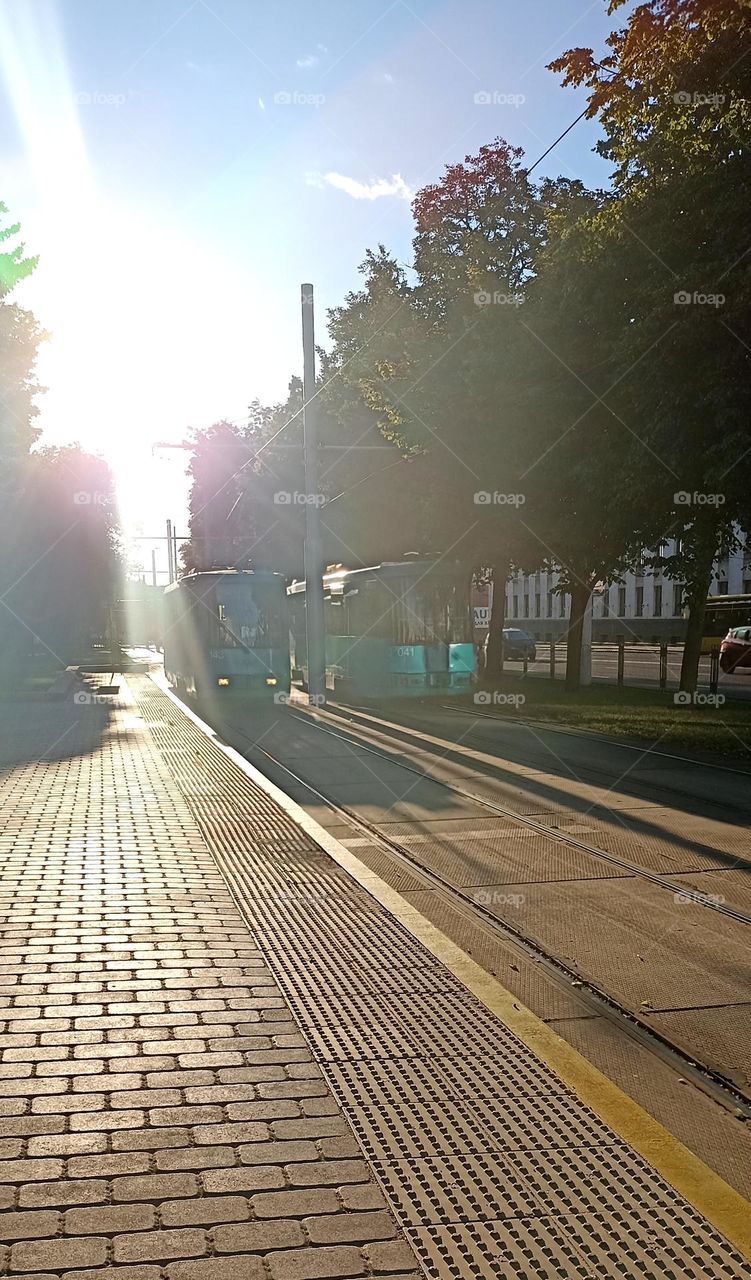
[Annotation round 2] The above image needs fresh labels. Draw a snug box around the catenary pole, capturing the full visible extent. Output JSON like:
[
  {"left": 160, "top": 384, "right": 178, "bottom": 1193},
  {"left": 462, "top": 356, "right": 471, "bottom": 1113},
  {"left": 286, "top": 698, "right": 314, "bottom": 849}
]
[
  {"left": 301, "top": 284, "right": 326, "bottom": 705},
  {"left": 166, "top": 519, "right": 174, "bottom": 583}
]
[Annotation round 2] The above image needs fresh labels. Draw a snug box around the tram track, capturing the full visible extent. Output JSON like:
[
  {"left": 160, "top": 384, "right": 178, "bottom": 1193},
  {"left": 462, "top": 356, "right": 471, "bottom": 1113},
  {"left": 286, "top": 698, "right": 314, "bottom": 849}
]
[
  {"left": 216, "top": 703, "right": 751, "bottom": 1122},
  {"left": 286, "top": 701, "right": 751, "bottom": 925},
  {"left": 329, "top": 698, "right": 751, "bottom": 837}
]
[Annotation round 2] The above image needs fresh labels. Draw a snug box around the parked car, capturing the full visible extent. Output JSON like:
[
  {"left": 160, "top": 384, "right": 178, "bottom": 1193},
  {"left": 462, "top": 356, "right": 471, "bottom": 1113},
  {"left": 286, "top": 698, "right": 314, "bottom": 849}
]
[
  {"left": 483, "top": 627, "right": 537, "bottom": 664},
  {"left": 719, "top": 625, "right": 751, "bottom": 672}
]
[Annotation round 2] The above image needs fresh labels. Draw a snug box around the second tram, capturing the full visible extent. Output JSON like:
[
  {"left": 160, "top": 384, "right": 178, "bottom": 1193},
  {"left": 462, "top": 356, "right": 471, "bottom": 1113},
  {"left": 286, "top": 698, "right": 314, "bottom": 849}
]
[{"left": 288, "top": 560, "right": 476, "bottom": 699}]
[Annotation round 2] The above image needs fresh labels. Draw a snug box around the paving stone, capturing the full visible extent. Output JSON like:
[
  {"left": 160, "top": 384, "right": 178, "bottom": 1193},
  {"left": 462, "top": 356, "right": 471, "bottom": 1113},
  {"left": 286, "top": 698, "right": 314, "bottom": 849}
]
[
  {"left": 201, "top": 1166, "right": 285, "bottom": 1195},
  {"left": 113, "top": 1228, "right": 208, "bottom": 1264},
  {"left": 286, "top": 1162, "right": 371, "bottom": 1189},
  {"left": 113, "top": 1174, "right": 200, "bottom": 1203},
  {"left": 66, "top": 1269, "right": 162, "bottom": 1280},
  {"left": 26, "top": 1133, "right": 107, "bottom": 1157},
  {"left": 0, "top": 1211, "right": 59, "bottom": 1241},
  {"left": 159, "top": 1196, "right": 249, "bottom": 1227},
  {"left": 265, "top": 1245, "right": 366, "bottom": 1279},
  {"left": 68, "top": 1153, "right": 151, "bottom": 1179},
  {"left": 10, "top": 1235, "right": 108, "bottom": 1273},
  {"left": 251, "top": 1189, "right": 341, "bottom": 1219},
  {"left": 64, "top": 1204, "right": 157, "bottom": 1235},
  {"left": 364, "top": 1240, "right": 420, "bottom": 1272},
  {"left": 304, "top": 1212, "right": 396, "bottom": 1245},
  {"left": 18, "top": 1180, "right": 106, "bottom": 1209},
  {"left": 166, "top": 1261, "right": 265, "bottom": 1280},
  {"left": 0, "top": 1159, "right": 64, "bottom": 1184},
  {"left": 213, "top": 1221, "right": 305, "bottom": 1253}
]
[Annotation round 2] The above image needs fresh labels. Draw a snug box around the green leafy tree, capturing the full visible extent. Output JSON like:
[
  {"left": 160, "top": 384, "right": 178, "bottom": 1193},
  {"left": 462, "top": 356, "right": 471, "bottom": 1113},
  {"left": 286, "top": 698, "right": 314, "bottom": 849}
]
[
  {"left": 0, "top": 204, "right": 46, "bottom": 674},
  {"left": 551, "top": 0, "right": 751, "bottom": 690}
]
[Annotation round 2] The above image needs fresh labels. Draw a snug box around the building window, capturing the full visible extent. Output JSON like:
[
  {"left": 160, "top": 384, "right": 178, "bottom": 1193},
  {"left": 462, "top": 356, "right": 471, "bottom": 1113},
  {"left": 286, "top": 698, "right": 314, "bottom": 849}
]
[
  {"left": 512, "top": 595, "right": 519, "bottom": 618},
  {"left": 672, "top": 583, "right": 684, "bottom": 615},
  {"left": 635, "top": 585, "right": 644, "bottom": 617},
  {"left": 523, "top": 592, "right": 529, "bottom": 617},
  {"left": 717, "top": 580, "right": 728, "bottom": 595},
  {"left": 618, "top": 586, "right": 627, "bottom": 616},
  {"left": 560, "top": 594, "right": 567, "bottom": 618},
  {"left": 547, "top": 591, "right": 554, "bottom": 617},
  {"left": 654, "top": 584, "right": 662, "bottom": 617},
  {"left": 744, "top": 580, "right": 751, "bottom": 594},
  {"left": 535, "top": 592, "right": 541, "bottom": 618}
]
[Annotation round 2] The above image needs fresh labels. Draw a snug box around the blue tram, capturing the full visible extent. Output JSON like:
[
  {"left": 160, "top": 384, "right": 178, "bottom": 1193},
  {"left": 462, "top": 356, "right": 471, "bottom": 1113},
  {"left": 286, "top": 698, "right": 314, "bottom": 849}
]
[
  {"left": 163, "top": 570, "right": 290, "bottom": 701},
  {"left": 288, "top": 560, "right": 476, "bottom": 699}
]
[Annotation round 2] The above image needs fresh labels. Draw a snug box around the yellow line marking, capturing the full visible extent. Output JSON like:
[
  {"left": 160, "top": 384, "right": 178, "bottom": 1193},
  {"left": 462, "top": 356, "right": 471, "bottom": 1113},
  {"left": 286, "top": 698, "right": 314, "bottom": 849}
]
[{"left": 153, "top": 674, "right": 751, "bottom": 1260}]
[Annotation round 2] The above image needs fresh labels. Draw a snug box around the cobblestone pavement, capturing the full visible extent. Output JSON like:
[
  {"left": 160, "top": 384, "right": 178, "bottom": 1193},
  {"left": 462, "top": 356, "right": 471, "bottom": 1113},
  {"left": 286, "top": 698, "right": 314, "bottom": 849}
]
[{"left": 0, "top": 690, "right": 422, "bottom": 1280}]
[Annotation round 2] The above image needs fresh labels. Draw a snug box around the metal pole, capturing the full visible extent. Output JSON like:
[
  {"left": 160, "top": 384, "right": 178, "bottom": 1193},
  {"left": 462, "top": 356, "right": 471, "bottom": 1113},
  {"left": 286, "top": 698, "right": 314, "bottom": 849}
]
[
  {"left": 617, "top": 640, "right": 625, "bottom": 687},
  {"left": 173, "top": 530, "right": 179, "bottom": 581},
  {"left": 301, "top": 283, "right": 326, "bottom": 705},
  {"left": 709, "top": 648, "right": 720, "bottom": 695},
  {"left": 166, "top": 519, "right": 174, "bottom": 583},
  {"left": 151, "top": 550, "right": 157, "bottom": 587},
  {"left": 659, "top": 644, "right": 668, "bottom": 691},
  {"left": 549, "top": 638, "right": 556, "bottom": 680}
]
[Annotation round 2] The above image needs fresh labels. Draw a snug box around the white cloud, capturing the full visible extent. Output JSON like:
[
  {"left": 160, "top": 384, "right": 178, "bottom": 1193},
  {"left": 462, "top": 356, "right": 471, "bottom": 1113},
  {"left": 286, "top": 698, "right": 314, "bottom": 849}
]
[
  {"left": 297, "top": 44, "right": 328, "bottom": 68},
  {"left": 375, "top": 71, "right": 394, "bottom": 84},
  {"left": 315, "top": 171, "right": 414, "bottom": 202},
  {"left": 258, "top": 97, "right": 265, "bottom": 111}
]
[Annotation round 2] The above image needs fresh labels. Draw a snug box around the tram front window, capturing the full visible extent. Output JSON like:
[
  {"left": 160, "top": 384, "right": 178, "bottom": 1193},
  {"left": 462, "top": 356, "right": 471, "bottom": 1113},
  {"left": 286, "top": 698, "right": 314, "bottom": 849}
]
[{"left": 214, "top": 580, "right": 286, "bottom": 649}]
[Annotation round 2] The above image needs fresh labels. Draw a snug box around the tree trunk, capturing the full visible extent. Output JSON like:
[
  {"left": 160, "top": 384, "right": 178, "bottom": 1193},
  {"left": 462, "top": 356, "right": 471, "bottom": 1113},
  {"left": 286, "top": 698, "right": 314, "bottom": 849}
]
[
  {"left": 485, "top": 561, "right": 508, "bottom": 677},
  {"left": 565, "top": 579, "right": 592, "bottom": 692},
  {"left": 679, "top": 520, "right": 719, "bottom": 693}
]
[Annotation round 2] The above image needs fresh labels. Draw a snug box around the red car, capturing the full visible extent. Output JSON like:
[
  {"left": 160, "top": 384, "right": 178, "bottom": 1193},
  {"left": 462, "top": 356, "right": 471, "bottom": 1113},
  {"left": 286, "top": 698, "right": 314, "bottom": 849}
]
[{"left": 720, "top": 626, "right": 751, "bottom": 672}]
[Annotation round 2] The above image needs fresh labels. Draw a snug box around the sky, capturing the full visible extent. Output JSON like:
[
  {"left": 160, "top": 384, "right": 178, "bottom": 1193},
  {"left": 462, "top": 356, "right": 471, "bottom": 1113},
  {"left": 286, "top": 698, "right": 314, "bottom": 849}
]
[{"left": 0, "top": 0, "right": 633, "bottom": 579}]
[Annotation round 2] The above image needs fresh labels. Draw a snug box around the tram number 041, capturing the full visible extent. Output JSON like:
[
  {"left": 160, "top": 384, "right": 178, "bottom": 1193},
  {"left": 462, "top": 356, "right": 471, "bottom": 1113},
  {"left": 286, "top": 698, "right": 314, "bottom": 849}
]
[{"left": 396, "top": 646, "right": 415, "bottom": 657}]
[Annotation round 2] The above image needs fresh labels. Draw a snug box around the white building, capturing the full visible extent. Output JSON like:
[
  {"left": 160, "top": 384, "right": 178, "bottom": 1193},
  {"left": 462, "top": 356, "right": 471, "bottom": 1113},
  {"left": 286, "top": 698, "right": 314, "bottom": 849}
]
[{"left": 492, "top": 537, "right": 751, "bottom": 643}]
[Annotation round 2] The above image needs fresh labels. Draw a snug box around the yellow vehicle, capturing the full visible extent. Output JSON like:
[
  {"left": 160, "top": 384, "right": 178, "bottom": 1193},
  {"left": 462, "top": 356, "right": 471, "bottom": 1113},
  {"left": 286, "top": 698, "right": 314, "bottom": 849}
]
[{"left": 702, "top": 594, "right": 751, "bottom": 654}]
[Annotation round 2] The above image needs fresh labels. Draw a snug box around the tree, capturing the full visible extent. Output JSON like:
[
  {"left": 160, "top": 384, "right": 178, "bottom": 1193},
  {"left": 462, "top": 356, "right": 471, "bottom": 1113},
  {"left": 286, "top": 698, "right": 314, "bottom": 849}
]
[
  {"left": 323, "top": 147, "right": 552, "bottom": 675},
  {"left": 0, "top": 204, "right": 46, "bottom": 675},
  {"left": 5, "top": 447, "right": 120, "bottom": 666},
  {"left": 551, "top": 0, "right": 751, "bottom": 690}
]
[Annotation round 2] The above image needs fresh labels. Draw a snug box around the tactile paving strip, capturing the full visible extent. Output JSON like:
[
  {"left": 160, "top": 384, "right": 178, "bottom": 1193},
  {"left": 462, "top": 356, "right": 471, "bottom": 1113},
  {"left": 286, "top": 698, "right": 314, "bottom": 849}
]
[
  {"left": 130, "top": 678, "right": 751, "bottom": 1280},
  {"left": 408, "top": 1213, "right": 748, "bottom": 1280}
]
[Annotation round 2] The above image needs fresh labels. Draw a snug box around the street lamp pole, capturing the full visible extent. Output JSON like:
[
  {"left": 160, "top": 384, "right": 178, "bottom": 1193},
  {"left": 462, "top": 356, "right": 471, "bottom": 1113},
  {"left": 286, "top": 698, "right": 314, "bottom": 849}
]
[{"left": 301, "top": 284, "right": 326, "bottom": 705}]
